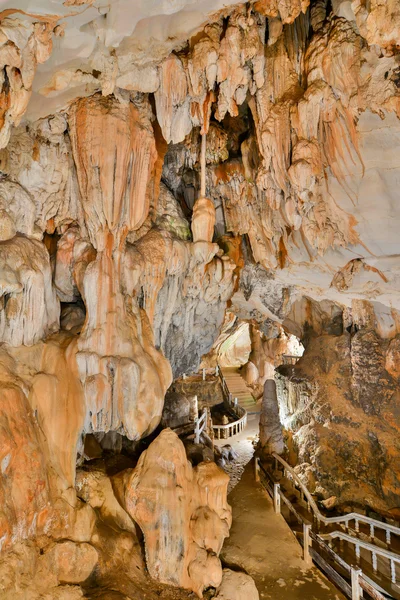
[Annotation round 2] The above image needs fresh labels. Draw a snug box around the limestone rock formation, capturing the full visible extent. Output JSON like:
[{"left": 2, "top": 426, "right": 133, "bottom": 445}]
[
  {"left": 0, "top": 17, "right": 56, "bottom": 149},
  {"left": 0, "top": 236, "right": 59, "bottom": 345},
  {"left": 44, "top": 541, "right": 99, "bottom": 584},
  {"left": 215, "top": 569, "right": 260, "bottom": 600},
  {"left": 119, "top": 429, "right": 231, "bottom": 597},
  {"left": 192, "top": 197, "right": 216, "bottom": 243},
  {"left": 68, "top": 93, "right": 173, "bottom": 440},
  {"left": 161, "top": 391, "right": 192, "bottom": 429},
  {"left": 260, "top": 379, "right": 285, "bottom": 455},
  {"left": 1, "top": 0, "right": 400, "bottom": 596},
  {"left": 276, "top": 313, "right": 400, "bottom": 514}
]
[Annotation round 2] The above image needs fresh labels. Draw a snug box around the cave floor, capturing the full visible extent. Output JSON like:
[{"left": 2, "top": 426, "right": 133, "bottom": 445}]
[
  {"left": 214, "top": 402, "right": 261, "bottom": 492},
  {"left": 221, "top": 462, "right": 345, "bottom": 600}
]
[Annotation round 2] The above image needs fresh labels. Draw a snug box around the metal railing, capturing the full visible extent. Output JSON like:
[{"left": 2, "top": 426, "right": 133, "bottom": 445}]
[
  {"left": 255, "top": 458, "right": 392, "bottom": 600},
  {"left": 272, "top": 453, "right": 400, "bottom": 547}
]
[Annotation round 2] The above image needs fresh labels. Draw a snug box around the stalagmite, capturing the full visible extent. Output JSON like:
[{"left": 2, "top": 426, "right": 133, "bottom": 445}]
[
  {"left": 260, "top": 379, "right": 284, "bottom": 455},
  {"left": 119, "top": 429, "right": 231, "bottom": 596}
]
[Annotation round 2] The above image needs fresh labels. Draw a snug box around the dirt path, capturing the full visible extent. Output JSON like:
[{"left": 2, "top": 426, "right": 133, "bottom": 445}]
[
  {"left": 221, "top": 463, "right": 345, "bottom": 600},
  {"left": 214, "top": 404, "right": 260, "bottom": 492},
  {"left": 215, "top": 372, "right": 344, "bottom": 599}
]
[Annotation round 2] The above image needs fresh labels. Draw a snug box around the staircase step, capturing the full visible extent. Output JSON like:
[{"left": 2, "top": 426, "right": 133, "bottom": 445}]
[{"left": 220, "top": 367, "right": 256, "bottom": 411}]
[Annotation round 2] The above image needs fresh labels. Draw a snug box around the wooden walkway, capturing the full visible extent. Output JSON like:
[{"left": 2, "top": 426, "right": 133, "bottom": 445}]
[{"left": 220, "top": 366, "right": 257, "bottom": 409}]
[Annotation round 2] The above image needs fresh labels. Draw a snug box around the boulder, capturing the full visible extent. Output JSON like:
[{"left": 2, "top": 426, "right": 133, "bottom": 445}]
[
  {"left": 215, "top": 569, "right": 259, "bottom": 600},
  {"left": 45, "top": 541, "right": 98, "bottom": 584}
]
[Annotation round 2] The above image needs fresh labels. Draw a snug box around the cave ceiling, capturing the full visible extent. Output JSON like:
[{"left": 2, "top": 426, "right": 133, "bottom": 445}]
[{"left": 0, "top": 0, "right": 399, "bottom": 343}]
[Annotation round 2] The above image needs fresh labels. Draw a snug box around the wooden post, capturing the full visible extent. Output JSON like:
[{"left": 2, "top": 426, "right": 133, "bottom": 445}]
[
  {"left": 351, "top": 567, "right": 362, "bottom": 600},
  {"left": 189, "top": 395, "right": 198, "bottom": 422},
  {"left": 386, "top": 530, "right": 391, "bottom": 547},
  {"left": 200, "top": 133, "right": 206, "bottom": 197},
  {"left": 391, "top": 559, "right": 396, "bottom": 584},
  {"left": 194, "top": 418, "right": 200, "bottom": 444},
  {"left": 254, "top": 457, "right": 260, "bottom": 482},
  {"left": 303, "top": 523, "right": 312, "bottom": 566},
  {"left": 273, "top": 483, "right": 281, "bottom": 514},
  {"left": 202, "top": 368, "right": 206, "bottom": 381}
]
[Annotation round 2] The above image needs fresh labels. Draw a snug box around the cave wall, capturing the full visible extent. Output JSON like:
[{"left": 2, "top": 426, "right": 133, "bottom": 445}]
[
  {"left": 0, "top": 83, "right": 236, "bottom": 599},
  {"left": 275, "top": 307, "right": 400, "bottom": 515}
]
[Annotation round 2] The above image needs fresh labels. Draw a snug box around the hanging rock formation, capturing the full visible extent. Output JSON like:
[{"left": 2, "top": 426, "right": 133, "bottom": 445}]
[
  {"left": 192, "top": 197, "right": 216, "bottom": 243},
  {"left": 68, "top": 93, "right": 172, "bottom": 440}
]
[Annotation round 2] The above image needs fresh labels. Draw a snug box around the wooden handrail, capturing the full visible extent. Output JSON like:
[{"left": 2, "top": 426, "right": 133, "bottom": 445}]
[
  {"left": 214, "top": 363, "right": 248, "bottom": 439},
  {"left": 320, "top": 531, "right": 400, "bottom": 564},
  {"left": 256, "top": 458, "right": 391, "bottom": 600},
  {"left": 321, "top": 530, "right": 400, "bottom": 584},
  {"left": 282, "top": 354, "right": 301, "bottom": 365},
  {"left": 194, "top": 408, "right": 207, "bottom": 444},
  {"left": 272, "top": 453, "right": 400, "bottom": 541}
]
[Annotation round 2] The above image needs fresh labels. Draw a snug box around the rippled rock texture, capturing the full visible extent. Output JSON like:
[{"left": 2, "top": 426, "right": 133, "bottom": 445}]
[
  {"left": 118, "top": 429, "right": 231, "bottom": 596},
  {"left": 275, "top": 306, "right": 400, "bottom": 515}
]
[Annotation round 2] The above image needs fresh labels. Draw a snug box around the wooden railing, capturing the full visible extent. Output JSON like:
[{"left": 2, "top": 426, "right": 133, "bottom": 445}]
[
  {"left": 218, "top": 365, "right": 232, "bottom": 403},
  {"left": 213, "top": 364, "right": 248, "bottom": 440},
  {"left": 272, "top": 453, "right": 400, "bottom": 547},
  {"left": 255, "top": 457, "right": 397, "bottom": 600},
  {"left": 194, "top": 407, "right": 207, "bottom": 444},
  {"left": 183, "top": 366, "right": 220, "bottom": 380},
  {"left": 213, "top": 401, "right": 247, "bottom": 439},
  {"left": 282, "top": 354, "right": 301, "bottom": 366},
  {"left": 320, "top": 530, "right": 400, "bottom": 585}
]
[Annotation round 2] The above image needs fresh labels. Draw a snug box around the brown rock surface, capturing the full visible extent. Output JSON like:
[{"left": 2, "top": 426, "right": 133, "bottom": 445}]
[
  {"left": 215, "top": 569, "right": 259, "bottom": 600},
  {"left": 276, "top": 324, "right": 400, "bottom": 514},
  {"left": 120, "top": 429, "right": 231, "bottom": 596},
  {"left": 45, "top": 541, "right": 98, "bottom": 584}
]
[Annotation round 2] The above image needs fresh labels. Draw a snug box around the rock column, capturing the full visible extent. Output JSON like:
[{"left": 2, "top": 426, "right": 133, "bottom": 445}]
[
  {"left": 69, "top": 93, "right": 172, "bottom": 440},
  {"left": 260, "top": 379, "right": 284, "bottom": 455}
]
